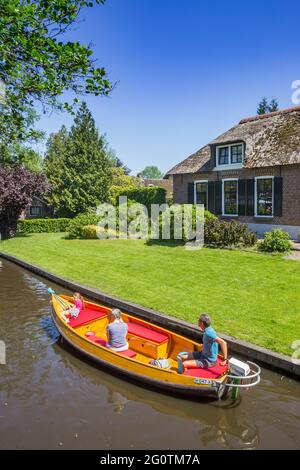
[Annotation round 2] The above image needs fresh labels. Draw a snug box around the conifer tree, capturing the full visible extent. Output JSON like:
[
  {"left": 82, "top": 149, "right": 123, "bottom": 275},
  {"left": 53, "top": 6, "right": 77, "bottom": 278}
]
[
  {"left": 44, "top": 103, "right": 113, "bottom": 216},
  {"left": 257, "top": 97, "right": 269, "bottom": 115},
  {"left": 268, "top": 98, "right": 279, "bottom": 112}
]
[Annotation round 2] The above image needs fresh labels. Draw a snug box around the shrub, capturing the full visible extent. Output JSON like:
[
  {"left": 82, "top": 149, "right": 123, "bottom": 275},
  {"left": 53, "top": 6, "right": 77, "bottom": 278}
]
[
  {"left": 81, "top": 225, "right": 119, "bottom": 239},
  {"left": 18, "top": 218, "right": 71, "bottom": 234},
  {"left": 204, "top": 219, "right": 257, "bottom": 247},
  {"left": 259, "top": 229, "right": 292, "bottom": 253},
  {"left": 81, "top": 224, "right": 98, "bottom": 239},
  {"left": 158, "top": 206, "right": 217, "bottom": 242},
  {"left": 67, "top": 214, "right": 100, "bottom": 239}
]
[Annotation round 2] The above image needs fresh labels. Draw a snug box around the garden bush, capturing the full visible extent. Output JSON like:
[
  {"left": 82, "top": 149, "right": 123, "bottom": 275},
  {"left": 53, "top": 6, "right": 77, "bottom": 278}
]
[
  {"left": 18, "top": 218, "right": 71, "bottom": 234},
  {"left": 204, "top": 219, "right": 257, "bottom": 247},
  {"left": 67, "top": 214, "right": 100, "bottom": 239},
  {"left": 81, "top": 225, "right": 119, "bottom": 239},
  {"left": 259, "top": 228, "right": 292, "bottom": 253}
]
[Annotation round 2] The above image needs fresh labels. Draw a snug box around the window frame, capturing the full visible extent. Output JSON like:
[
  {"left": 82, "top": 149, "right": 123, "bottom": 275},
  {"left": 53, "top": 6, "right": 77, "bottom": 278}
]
[
  {"left": 194, "top": 180, "right": 208, "bottom": 208},
  {"left": 255, "top": 176, "right": 274, "bottom": 218},
  {"left": 222, "top": 178, "right": 239, "bottom": 217},
  {"left": 215, "top": 142, "right": 244, "bottom": 170},
  {"left": 29, "top": 206, "right": 42, "bottom": 217}
]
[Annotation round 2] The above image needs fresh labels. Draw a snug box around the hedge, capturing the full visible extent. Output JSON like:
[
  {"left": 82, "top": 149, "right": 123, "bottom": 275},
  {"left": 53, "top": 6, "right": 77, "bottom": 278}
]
[{"left": 17, "top": 218, "right": 71, "bottom": 234}]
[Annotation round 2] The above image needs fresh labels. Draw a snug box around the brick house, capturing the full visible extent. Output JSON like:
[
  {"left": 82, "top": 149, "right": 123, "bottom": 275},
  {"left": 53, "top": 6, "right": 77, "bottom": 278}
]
[{"left": 165, "top": 107, "right": 300, "bottom": 239}]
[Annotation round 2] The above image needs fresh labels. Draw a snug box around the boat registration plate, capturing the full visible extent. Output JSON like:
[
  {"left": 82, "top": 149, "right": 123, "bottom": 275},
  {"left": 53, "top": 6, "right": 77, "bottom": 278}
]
[{"left": 194, "top": 378, "right": 213, "bottom": 385}]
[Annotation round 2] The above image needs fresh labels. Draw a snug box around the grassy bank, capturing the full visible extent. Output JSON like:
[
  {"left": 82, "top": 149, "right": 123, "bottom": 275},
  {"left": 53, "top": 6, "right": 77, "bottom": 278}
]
[{"left": 1, "top": 233, "right": 300, "bottom": 355}]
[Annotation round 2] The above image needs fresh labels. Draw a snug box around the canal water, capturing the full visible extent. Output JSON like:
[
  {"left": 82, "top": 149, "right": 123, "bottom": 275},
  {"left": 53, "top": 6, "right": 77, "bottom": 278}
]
[{"left": 0, "top": 259, "right": 299, "bottom": 450}]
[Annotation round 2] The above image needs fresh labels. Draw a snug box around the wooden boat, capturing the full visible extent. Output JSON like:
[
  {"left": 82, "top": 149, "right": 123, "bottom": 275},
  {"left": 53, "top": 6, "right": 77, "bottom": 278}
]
[{"left": 50, "top": 293, "right": 231, "bottom": 399}]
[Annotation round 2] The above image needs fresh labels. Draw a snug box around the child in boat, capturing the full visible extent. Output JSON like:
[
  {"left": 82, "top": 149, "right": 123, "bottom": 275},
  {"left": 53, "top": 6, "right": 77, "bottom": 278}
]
[
  {"left": 177, "top": 313, "right": 228, "bottom": 374},
  {"left": 62, "top": 292, "right": 84, "bottom": 322},
  {"left": 106, "top": 308, "right": 129, "bottom": 352}
]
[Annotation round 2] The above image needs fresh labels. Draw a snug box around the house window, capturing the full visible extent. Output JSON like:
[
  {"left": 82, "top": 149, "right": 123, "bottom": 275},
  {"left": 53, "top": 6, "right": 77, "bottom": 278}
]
[
  {"left": 255, "top": 177, "right": 273, "bottom": 217},
  {"left": 30, "top": 206, "right": 42, "bottom": 217},
  {"left": 218, "top": 147, "right": 229, "bottom": 165},
  {"left": 195, "top": 181, "right": 208, "bottom": 209},
  {"left": 223, "top": 179, "right": 238, "bottom": 216},
  {"left": 216, "top": 143, "right": 244, "bottom": 168},
  {"left": 231, "top": 144, "right": 243, "bottom": 164}
]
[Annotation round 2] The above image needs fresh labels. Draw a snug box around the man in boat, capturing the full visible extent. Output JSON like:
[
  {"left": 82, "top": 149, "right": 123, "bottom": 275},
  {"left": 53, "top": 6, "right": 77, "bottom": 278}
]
[{"left": 177, "top": 313, "right": 228, "bottom": 373}]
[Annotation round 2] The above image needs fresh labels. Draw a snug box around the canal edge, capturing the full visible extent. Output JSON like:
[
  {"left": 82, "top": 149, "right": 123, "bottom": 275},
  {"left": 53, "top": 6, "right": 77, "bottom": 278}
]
[{"left": 1, "top": 251, "right": 299, "bottom": 381}]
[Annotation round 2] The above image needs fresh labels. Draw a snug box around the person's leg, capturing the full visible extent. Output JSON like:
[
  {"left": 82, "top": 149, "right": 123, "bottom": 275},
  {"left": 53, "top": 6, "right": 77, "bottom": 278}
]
[
  {"left": 61, "top": 309, "right": 70, "bottom": 322},
  {"left": 182, "top": 352, "right": 206, "bottom": 373},
  {"left": 69, "top": 307, "right": 80, "bottom": 319},
  {"left": 177, "top": 352, "right": 193, "bottom": 374},
  {"left": 181, "top": 359, "right": 200, "bottom": 370}
]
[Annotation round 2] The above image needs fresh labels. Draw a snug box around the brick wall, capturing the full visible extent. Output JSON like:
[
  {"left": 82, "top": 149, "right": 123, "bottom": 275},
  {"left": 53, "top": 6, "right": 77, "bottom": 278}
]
[{"left": 172, "top": 164, "right": 300, "bottom": 227}]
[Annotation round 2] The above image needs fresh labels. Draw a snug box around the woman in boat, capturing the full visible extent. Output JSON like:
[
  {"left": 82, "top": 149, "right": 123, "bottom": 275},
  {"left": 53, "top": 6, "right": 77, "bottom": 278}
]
[
  {"left": 106, "top": 309, "right": 129, "bottom": 352},
  {"left": 62, "top": 292, "right": 84, "bottom": 322},
  {"left": 177, "top": 313, "right": 228, "bottom": 374}
]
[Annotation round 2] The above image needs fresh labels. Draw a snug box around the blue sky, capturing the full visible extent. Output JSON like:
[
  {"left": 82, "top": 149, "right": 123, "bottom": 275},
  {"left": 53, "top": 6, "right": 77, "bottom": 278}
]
[{"left": 37, "top": 0, "right": 300, "bottom": 174}]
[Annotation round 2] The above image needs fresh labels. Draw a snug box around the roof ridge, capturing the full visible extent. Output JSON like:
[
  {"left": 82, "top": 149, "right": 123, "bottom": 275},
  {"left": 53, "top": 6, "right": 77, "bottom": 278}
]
[{"left": 239, "top": 106, "right": 300, "bottom": 124}]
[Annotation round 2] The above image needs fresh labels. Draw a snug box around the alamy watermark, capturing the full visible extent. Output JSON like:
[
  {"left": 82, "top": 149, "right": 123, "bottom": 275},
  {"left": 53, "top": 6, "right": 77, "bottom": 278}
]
[
  {"left": 95, "top": 197, "right": 204, "bottom": 250},
  {"left": 0, "top": 340, "right": 6, "bottom": 365},
  {"left": 291, "top": 80, "right": 300, "bottom": 105}
]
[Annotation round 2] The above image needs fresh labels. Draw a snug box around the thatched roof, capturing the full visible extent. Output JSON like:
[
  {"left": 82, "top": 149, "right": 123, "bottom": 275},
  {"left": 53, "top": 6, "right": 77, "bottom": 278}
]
[{"left": 166, "top": 106, "right": 300, "bottom": 175}]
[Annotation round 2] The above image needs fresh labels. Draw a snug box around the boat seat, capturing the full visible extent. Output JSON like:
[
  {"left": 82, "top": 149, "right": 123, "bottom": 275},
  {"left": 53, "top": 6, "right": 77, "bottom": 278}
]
[
  {"left": 183, "top": 358, "right": 227, "bottom": 379},
  {"left": 69, "top": 307, "right": 107, "bottom": 328},
  {"left": 85, "top": 332, "right": 137, "bottom": 358},
  {"left": 127, "top": 321, "right": 169, "bottom": 344}
]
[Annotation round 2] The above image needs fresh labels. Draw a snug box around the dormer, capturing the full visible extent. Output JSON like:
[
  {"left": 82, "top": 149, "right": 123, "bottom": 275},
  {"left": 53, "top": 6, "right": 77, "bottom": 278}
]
[{"left": 213, "top": 141, "right": 244, "bottom": 170}]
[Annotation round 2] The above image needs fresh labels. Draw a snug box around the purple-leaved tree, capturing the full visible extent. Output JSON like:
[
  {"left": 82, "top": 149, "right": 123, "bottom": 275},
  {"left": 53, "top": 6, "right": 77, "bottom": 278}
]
[{"left": 0, "top": 166, "right": 48, "bottom": 240}]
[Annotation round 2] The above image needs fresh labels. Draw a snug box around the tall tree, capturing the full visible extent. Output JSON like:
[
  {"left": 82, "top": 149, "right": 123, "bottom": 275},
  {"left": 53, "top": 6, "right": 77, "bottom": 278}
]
[
  {"left": 44, "top": 125, "right": 70, "bottom": 212},
  {"left": 138, "top": 165, "right": 164, "bottom": 179},
  {"left": 0, "top": 0, "right": 112, "bottom": 145},
  {"left": 44, "top": 103, "right": 113, "bottom": 216}
]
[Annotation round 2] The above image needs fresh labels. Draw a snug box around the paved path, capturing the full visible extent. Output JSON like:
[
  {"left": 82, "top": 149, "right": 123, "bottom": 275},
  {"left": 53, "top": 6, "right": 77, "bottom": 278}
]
[{"left": 285, "top": 251, "right": 300, "bottom": 261}]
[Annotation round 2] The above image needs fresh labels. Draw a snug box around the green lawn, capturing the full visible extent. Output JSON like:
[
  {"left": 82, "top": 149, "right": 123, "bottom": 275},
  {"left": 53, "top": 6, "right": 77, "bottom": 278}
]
[{"left": 1, "top": 233, "right": 300, "bottom": 356}]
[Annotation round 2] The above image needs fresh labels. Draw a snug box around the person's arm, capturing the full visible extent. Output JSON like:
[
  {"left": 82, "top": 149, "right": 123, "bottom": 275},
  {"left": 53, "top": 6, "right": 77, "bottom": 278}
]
[{"left": 215, "top": 337, "right": 228, "bottom": 366}]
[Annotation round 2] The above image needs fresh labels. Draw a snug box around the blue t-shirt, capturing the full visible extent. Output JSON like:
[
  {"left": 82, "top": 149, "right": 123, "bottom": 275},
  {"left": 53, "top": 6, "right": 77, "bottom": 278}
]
[
  {"left": 106, "top": 321, "right": 128, "bottom": 348},
  {"left": 202, "top": 326, "right": 218, "bottom": 363}
]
